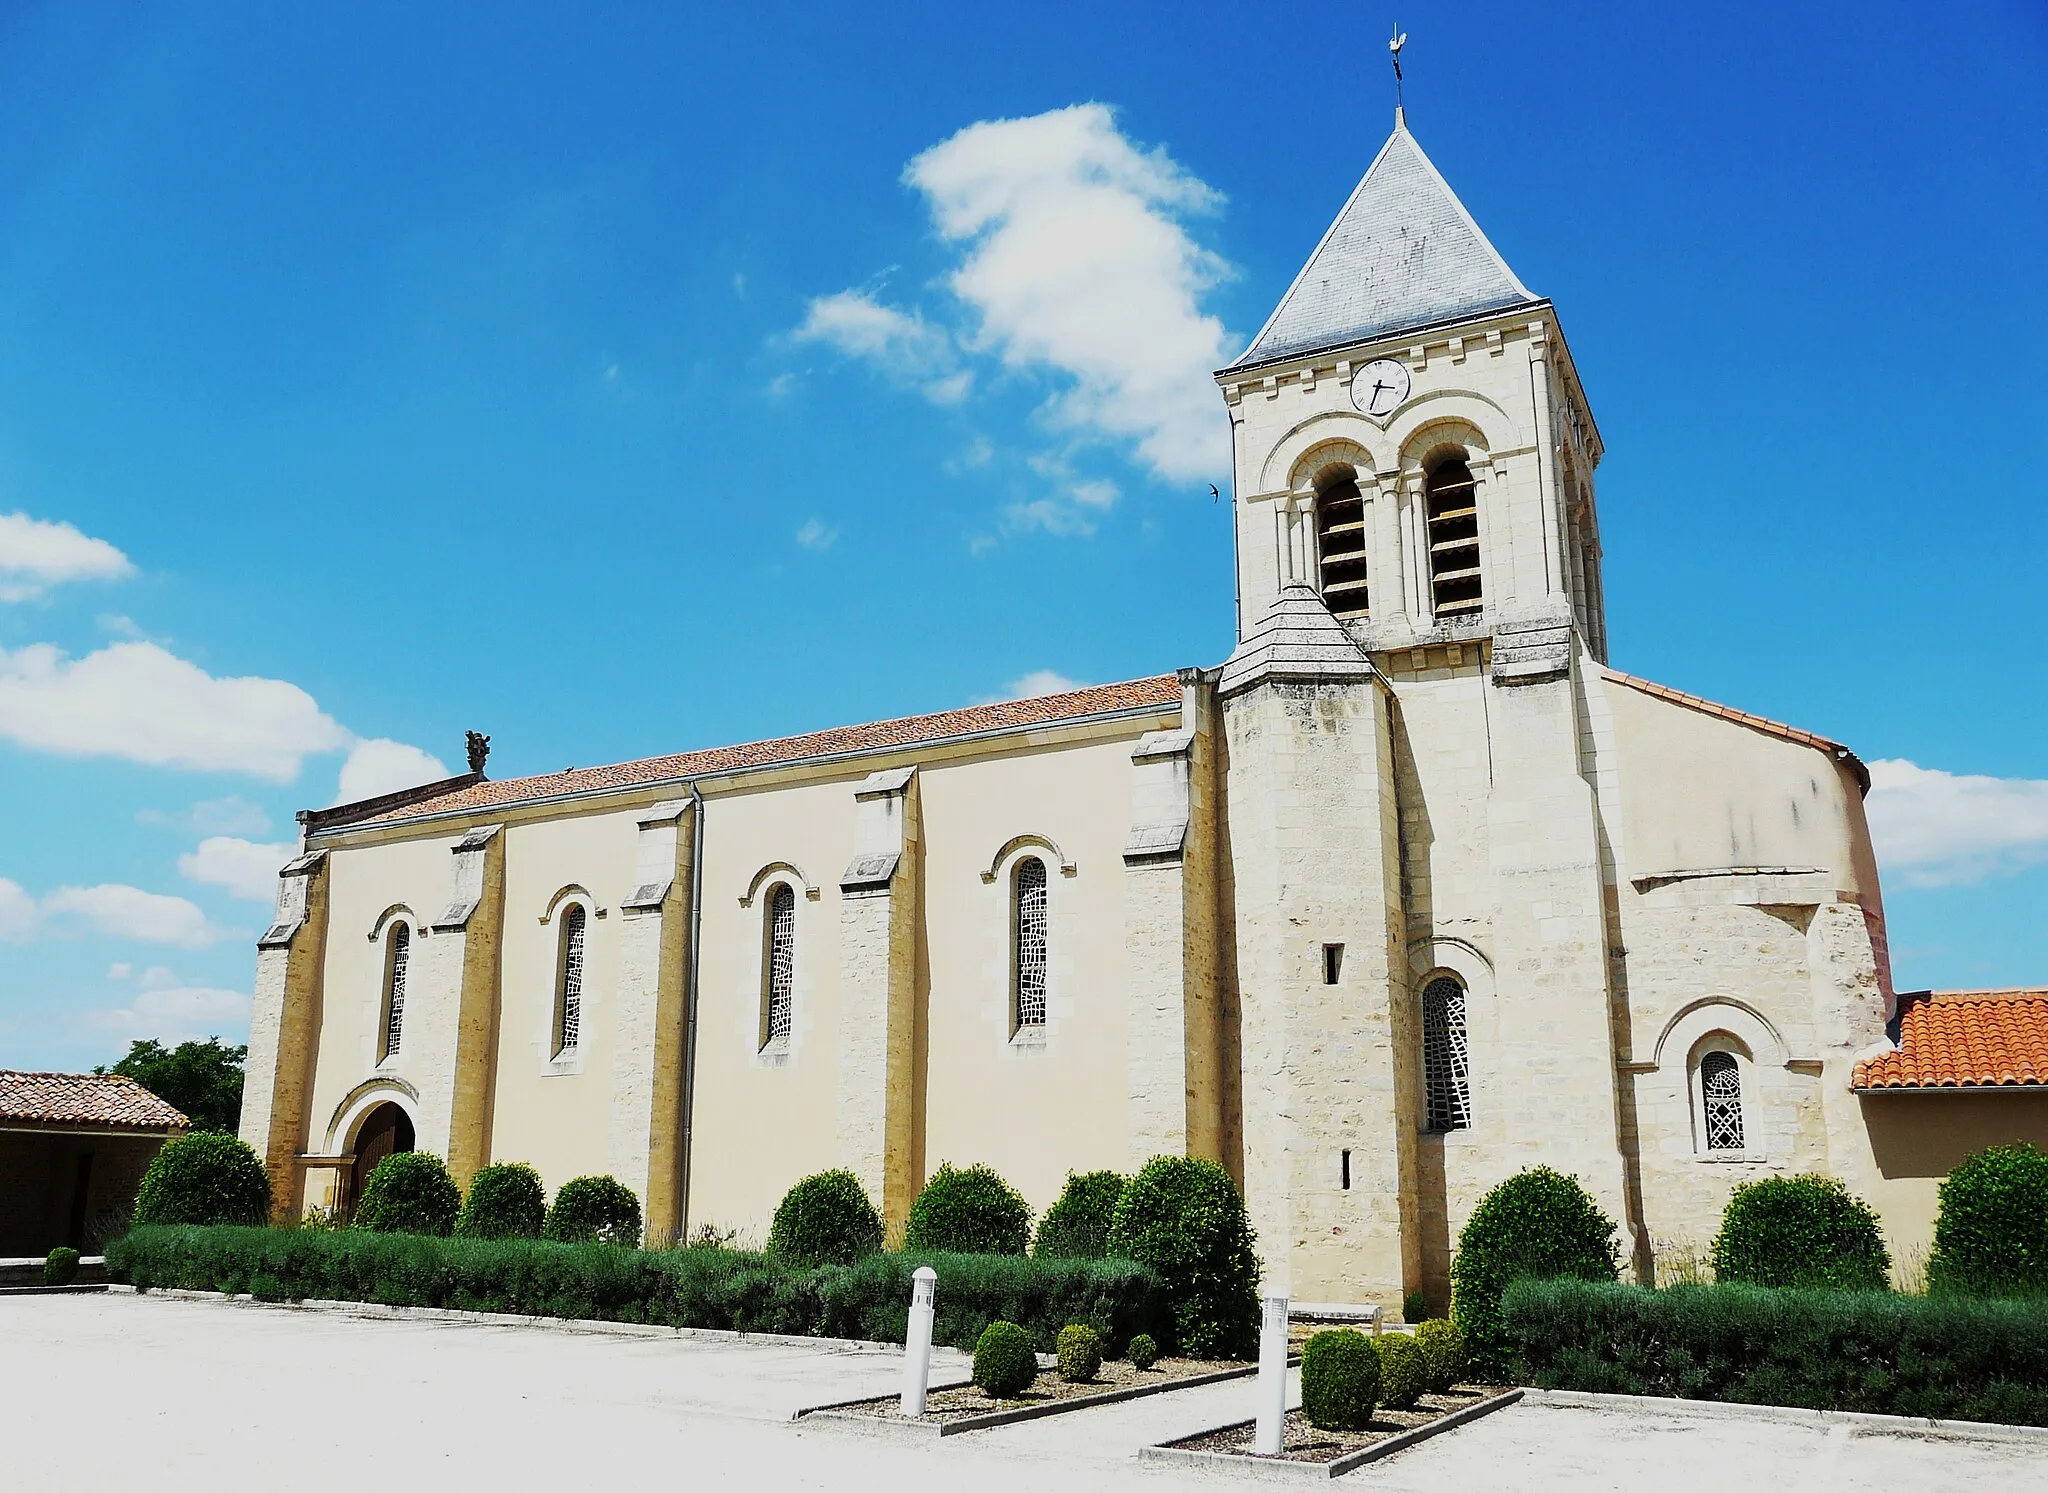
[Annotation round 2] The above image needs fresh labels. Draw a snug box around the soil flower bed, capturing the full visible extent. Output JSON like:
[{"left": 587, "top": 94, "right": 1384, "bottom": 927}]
[
  {"left": 828, "top": 1355, "right": 1251, "bottom": 1426},
  {"left": 1163, "top": 1385, "right": 1516, "bottom": 1464}
]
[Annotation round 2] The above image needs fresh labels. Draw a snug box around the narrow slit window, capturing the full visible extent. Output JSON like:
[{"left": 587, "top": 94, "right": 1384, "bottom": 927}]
[
  {"left": 1323, "top": 943, "right": 1344, "bottom": 985},
  {"left": 1315, "top": 471, "right": 1370, "bottom": 620},
  {"left": 1341, "top": 1150, "right": 1352, "bottom": 1190},
  {"left": 1421, "top": 975, "right": 1472, "bottom": 1132},
  {"left": 556, "top": 903, "right": 586, "bottom": 1054},
  {"left": 382, "top": 924, "right": 410, "bottom": 1060},
  {"left": 1425, "top": 459, "right": 1483, "bottom": 617},
  {"left": 1013, "top": 857, "right": 1048, "bottom": 1030},
  {"left": 1701, "top": 1052, "right": 1745, "bottom": 1152},
  {"left": 763, "top": 883, "right": 795, "bottom": 1048}
]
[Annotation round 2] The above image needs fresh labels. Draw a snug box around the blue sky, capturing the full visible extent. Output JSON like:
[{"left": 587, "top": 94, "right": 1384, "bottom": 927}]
[{"left": 2, "top": 2, "right": 2044, "bottom": 1071}]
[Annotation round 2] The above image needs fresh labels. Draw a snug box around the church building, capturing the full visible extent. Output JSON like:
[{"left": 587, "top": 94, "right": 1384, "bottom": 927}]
[{"left": 240, "top": 115, "right": 2048, "bottom": 1305}]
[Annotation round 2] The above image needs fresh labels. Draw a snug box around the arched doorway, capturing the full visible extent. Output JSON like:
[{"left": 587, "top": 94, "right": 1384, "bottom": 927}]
[{"left": 347, "top": 1102, "right": 414, "bottom": 1216}]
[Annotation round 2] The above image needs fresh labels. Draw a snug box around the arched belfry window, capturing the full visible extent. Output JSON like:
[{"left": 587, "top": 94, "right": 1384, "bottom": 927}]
[
  {"left": 1012, "top": 857, "right": 1048, "bottom": 1031},
  {"left": 1421, "top": 974, "right": 1472, "bottom": 1132},
  {"left": 554, "top": 903, "right": 586, "bottom": 1055},
  {"left": 761, "top": 883, "right": 795, "bottom": 1049},
  {"left": 1700, "top": 1051, "right": 1745, "bottom": 1153},
  {"left": 1425, "top": 458, "right": 1483, "bottom": 616},
  {"left": 381, "top": 924, "right": 410, "bottom": 1061},
  {"left": 1315, "top": 468, "right": 1370, "bottom": 620}
]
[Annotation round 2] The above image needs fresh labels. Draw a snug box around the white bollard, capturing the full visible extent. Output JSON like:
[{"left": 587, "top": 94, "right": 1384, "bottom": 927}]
[
  {"left": 899, "top": 1265, "right": 938, "bottom": 1417},
  {"left": 1253, "top": 1292, "right": 1290, "bottom": 1456}
]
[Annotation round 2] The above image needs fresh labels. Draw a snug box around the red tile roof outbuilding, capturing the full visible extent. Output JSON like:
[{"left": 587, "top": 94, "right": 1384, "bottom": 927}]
[
  {"left": 0, "top": 1070, "right": 191, "bottom": 1131},
  {"left": 1853, "top": 990, "right": 2048, "bottom": 1092}
]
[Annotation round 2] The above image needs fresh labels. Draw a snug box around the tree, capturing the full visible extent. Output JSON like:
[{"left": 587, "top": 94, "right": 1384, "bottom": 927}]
[{"left": 98, "top": 1038, "right": 247, "bottom": 1133}]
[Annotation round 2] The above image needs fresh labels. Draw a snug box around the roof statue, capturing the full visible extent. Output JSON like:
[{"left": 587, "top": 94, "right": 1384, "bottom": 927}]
[{"left": 466, "top": 730, "right": 491, "bottom": 776}]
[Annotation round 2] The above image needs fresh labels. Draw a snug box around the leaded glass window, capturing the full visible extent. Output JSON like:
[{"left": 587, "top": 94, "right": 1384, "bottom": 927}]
[
  {"left": 1013, "top": 858, "right": 1048, "bottom": 1030},
  {"left": 764, "top": 883, "right": 795, "bottom": 1047},
  {"left": 384, "top": 924, "right": 409, "bottom": 1058},
  {"left": 1421, "top": 975, "right": 1471, "bottom": 1132},
  {"left": 557, "top": 903, "right": 586, "bottom": 1053},
  {"left": 1701, "top": 1051, "right": 1744, "bottom": 1152}
]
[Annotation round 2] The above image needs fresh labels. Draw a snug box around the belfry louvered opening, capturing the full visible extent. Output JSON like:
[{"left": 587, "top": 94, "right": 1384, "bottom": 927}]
[
  {"left": 1425, "top": 458, "right": 1483, "bottom": 616},
  {"left": 555, "top": 903, "right": 586, "bottom": 1055},
  {"left": 1315, "top": 467, "right": 1370, "bottom": 620},
  {"left": 1421, "top": 974, "right": 1472, "bottom": 1132},
  {"left": 1013, "top": 857, "right": 1048, "bottom": 1030},
  {"left": 762, "top": 883, "right": 795, "bottom": 1049},
  {"left": 382, "top": 924, "right": 410, "bottom": 1061}
]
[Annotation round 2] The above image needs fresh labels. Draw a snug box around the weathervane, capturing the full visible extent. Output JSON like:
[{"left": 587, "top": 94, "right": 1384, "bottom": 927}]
[{"left": 1390, "top": 24, "right": 1407, "bottom": 124}]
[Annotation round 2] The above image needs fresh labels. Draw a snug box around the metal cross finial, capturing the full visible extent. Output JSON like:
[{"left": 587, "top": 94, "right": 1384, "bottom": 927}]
[{"left": 1390, "top": 24, "right": 1408, "bottom": 124}]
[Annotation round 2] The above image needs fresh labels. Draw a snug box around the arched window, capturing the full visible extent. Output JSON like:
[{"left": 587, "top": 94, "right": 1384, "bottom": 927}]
[
  {"left": 1699, "top": 1051, "right": 1745, "bottom": 1153},
  {"left": 1421, "top": 974, "right": 1471, "bottom": 1132},
  {"left": 762, "top": 883, "right": 795, "bottom": 1049},
  {"left": 1012, "top": 857, "right": 1048, "bottom": 1031},
  {"left": 555, "top": 903, "right": 586, "bottom": 1055},
  {"left": 1315, "top": 468, "right": 1370, "bottom": 620},
  {"left": 1425, "top": 458, "right": 1483, "bottom": 616},
  {"left": 381, "top": 924, "right": 410, "bottom": 1061}
]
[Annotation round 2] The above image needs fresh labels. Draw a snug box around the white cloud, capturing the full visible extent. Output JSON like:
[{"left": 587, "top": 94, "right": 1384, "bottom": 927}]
[
  {"left": 1866, "top": 758, "right": 2048, "bottom": 887},
  {"left": 983, "top": 669, "right": 1087, "bottom": 704},
  {"left": 107, "top": 962, "right": 132, "bottom": 980},
  {"left": 905, "top": 103, "right": 1233, "bottom": 482},
  {"left": 336, "top": 738, "right": 450, "bottom": 804},
  {"left": 138, "top": 795, "right": 274, "bottom": 837},
  {"left": 0, "top": 640, "right": 350, "bottom": 779},
  {"left": 0, "top": 878, "right": 36, "bottom": 941},
  {"left": 795, "top": 518, "right": 839, "bottom": 552},
  {"left": 791, "top": 289, "right": 971, "bottom": 404},
  {"left": 0, "top": 511, "right": 134, "bottom": 601},
  {"left": 178, "top": 836, "right": 295, "bottom": 902},
  {"left": 1006, "top": 453, "right": 1123, "bottom": 535},
  {"left": 86, "top": 979, "right": 252, "bottom": 1042},
  {"left": 42, "top": 884, "right": 235, "bottom": 949}
]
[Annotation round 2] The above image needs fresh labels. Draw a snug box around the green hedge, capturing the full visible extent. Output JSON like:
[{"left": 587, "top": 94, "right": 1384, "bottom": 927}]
[
  {"left": 105, "top": 1225, "right": 1167, "bottom": 1355},
  {"left": 1711, "top": 1175, "right": 1890, "bottom": 1291},
  {"left": 1503, "top": 1278, "right": 2048, "bottom": 1426},
  {"left": 1930, "top": 1142, "right": 2048, "bottom": 1298}
]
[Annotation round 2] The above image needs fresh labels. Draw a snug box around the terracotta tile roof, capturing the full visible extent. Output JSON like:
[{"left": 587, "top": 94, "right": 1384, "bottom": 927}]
[
  {"left": 340, "top": 675, "right": 1185, "bottom": 830},
  {"left": 1603, "top": 668, "right": 1870, "bottom": 794},
  {"left": 0, "top": 1071, "right": 191, "bottom": 1131},
  {"left": 1853, "top": 990, "right": 2048, "bottom": 1091}
]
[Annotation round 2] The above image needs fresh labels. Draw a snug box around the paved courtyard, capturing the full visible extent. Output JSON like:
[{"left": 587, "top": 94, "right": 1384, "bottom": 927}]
[{"left": 3, "top": 1294, "right": 2042, "bottom": 1492}]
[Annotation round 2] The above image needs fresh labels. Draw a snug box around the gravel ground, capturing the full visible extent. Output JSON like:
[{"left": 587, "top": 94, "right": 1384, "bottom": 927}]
[{"left": 1166, "top": 1386, "right": 1512, "bottom": 1461}]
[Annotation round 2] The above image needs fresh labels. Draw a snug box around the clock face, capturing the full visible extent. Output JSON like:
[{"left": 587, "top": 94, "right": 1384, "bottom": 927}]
[{"left": 1350, "top": 358, "right": 1411, "bottom": 419}]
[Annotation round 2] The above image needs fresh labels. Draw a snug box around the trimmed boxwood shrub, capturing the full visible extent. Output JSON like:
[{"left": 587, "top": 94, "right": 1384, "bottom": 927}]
[
  {"left": 544, "top": 1175, "right": 642, "bottom": 1247},
  {"left": 973, "top": 1319, "right": 1038, "bottom": 1397},
  {"left": 1126, "top": 1332, "right": 1159, "bottom": 1370},
  {"left": 1057, "top": 1323, "right": 1102, "bottom": 1382},
  {"left": 1413, "top": 1317, "right": 1467, "bottom": 1393},
  {"left": 1450, "top": 1166, "right": 1617, "bottom": 1376},
  {"left": 1032, "top": 1171, "right": 1127, "bottom": 1259},
  {"left": 132, "top": 1132, "right": 272, "bottom": 1228},
  {"left": 1301, "top": 1328, "right": 1379, "bottom": 1431},
  {"left": 1929, "top": 1142, "right": 2048, "bottom": 1297},
  {"left": 456, "top": 1162, "right": 546, "bottom": 1240},
  {"left": 106, "top": 1226, "right": 1167, "bottom": 1354},
  {"left": 1106, "top": 1155, "right": 1260, "bottom": 1358},
  {"left": 1711, "top": 1174, "right": 1890, "bottom": 1291},
  {"left": 1376, "top": 1331, "right": 1427, "bottom": 1409},
  {"left": 905, "top": 1163, "right": 1031, "bottom": 1256},
  {"left": 45, "top": 1246, "right": 81, "bottom": 1286},
  {"left": 1402, "top": 1288, "right": 1430, "bottom": 1325},
  {"left": 1504, "top": 1277, "right": 2048, "bottom": 1425},
  {"left": 354, "top": 1152, "right": 461, "bottom": 1236},
  {"left": 768, "top": 1169, "right": 884, "bottom": 1266}
]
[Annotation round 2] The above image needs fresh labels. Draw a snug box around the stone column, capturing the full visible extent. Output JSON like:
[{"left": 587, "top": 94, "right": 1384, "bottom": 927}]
[
  {"left": 410, "top": 825, "right": 506, "bottom": 1187},
  {"left": 241, "top": 850, "right": 331, "bottom": 1217},
  {"left": 611, "top": 798, "right": 695, "bottom": 1245},
  {"left": 837, "top": 767, "right": 924, "bottom": 1232}
]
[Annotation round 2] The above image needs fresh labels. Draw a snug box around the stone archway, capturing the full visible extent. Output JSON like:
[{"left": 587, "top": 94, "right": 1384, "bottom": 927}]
[{"left": 347, "top": 1102, "right": 414, "bottom": 1215}]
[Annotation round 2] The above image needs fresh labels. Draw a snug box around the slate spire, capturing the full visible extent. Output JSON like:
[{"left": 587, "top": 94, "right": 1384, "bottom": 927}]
[{"left": 1227, "top": 121, "right": 1536, "bottom": 371}]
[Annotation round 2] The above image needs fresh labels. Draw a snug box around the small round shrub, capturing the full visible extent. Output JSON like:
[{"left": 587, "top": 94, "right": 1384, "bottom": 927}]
[
  {"left": 1126, "top": 1332, "right": 1159, "bottom": 1370},
  {"left": 1929, "top": 1141, "right": 2048, "bottom": 1297},
  {"left": 1056, "top": 1323, "right": 1102, "bottom": 1382},
  {"left": 1402, "top": 1288, "right": 1430, "bottom": 1324},
  {"left": 768, "top": 1169, "right": 884, "bottom": 1266},
  {"left": 973, "top": 1319, "right": 1038, "bottom": 1398},
  {"left": 1032, "top": 1170, "right": 1127, "bottom": 1259},
  {"left": 1300, "top": 1328, "right": 1380, "bottom": 1431},
  {"left": 1450, "top": 1166, "right": 1617, "bottom": 1377},
  {"left": 132, "top": 1132, "right": 272, "bottom": 1227},
  {"left": 904, "top": 1162, "right": 1031, "bottom": 1256},
  {"left": 44, "top": 1247, "right": 80, "bottom": 1286},
  {"left": 1376, "top": 1332, "right": 1427, "bottom": 1409},
  {"left": 354, "top": 1151, "right": 461, "bottom": 1236},
  {"left": 1711, "top": 1174, "right": 1890, "bottom": 1291},
  {"left": 1106, "top": 1155, "right": 1260, "bottom": 1358},
  {"left": 456, "top": 1162, "right": 547, "bottom": 1240},
  {"left": 543, "top": 1175, "right": 643, "bottom": 1246},
  {"left": 1413, "top": 1318, "right": 1467, "bottom": 1393}
]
